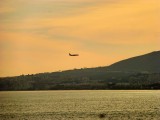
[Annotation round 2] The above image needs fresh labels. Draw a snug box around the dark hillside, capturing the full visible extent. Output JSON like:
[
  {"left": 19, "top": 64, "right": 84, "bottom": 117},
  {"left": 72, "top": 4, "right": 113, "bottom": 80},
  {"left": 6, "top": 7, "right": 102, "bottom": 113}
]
[
  {"left": 107, "top": 51, "right": 160, "bottom": 72},
  {"left": 0, "top": 51, "right": 160, "bottom": 90}
]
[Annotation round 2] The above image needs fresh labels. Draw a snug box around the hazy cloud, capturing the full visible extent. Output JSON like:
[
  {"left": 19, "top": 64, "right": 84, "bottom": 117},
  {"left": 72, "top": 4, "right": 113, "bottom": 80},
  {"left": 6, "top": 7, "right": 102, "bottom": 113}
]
[{"left": 0, "top": 0, "right": 159, "bottom": 76}]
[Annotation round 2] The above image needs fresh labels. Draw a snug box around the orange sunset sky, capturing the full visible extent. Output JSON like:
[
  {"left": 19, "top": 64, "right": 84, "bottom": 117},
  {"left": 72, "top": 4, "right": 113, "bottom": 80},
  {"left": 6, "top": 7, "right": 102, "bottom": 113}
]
[{"left": 0, "top": 0, "right": 160, "bottom": 77}]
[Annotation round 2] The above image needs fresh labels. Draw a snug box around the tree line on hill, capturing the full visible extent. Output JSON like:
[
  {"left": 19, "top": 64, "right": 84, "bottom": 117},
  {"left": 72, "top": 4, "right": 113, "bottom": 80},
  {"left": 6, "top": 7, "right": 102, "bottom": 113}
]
[
  {"left": 0, "top": 68, "right": 160, "bottom": 90},
  {"left": 1, "top": 51, "right": 160, "bottom": 90}
]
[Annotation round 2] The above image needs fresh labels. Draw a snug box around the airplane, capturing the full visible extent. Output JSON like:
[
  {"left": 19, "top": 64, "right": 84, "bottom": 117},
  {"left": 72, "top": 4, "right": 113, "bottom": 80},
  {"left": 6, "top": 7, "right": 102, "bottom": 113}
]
[{"left": 69, "top": 53, "right": 79, "bottom": 56}]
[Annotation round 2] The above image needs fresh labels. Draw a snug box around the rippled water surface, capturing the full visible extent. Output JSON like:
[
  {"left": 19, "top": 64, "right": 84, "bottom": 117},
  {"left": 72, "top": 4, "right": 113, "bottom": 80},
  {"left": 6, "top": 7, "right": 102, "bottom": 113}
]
[{"left": 0, "top": 90, "right": 160, "bottom": 120}]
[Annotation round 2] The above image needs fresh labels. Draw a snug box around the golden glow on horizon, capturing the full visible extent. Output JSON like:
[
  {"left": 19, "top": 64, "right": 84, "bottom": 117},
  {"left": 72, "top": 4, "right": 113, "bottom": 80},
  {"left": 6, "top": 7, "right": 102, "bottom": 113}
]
[{"left": 0, "top": 0, "right": 159, "bottom": 76}]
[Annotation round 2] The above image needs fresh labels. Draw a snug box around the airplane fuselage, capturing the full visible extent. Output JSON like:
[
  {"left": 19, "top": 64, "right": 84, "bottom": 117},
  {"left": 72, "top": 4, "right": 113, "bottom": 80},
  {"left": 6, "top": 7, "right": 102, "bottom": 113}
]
[{"left": 69, "top": 53, "right": 79, "bottom": 56}]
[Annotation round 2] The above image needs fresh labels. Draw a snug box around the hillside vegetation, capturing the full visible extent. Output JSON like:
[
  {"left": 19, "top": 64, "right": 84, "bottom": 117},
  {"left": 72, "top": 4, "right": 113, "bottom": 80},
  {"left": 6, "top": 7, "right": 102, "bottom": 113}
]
[
  {"left": 107, "top": 51, "right": 160, "bottom": 72},
  {"left": 0, "top": 51, "right": 160, "bottom": 90}
]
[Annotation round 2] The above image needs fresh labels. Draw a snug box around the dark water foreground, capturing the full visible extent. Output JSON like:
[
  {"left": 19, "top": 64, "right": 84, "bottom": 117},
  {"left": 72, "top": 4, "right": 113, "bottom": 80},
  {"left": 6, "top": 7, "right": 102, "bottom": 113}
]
[{"left": 0, "top": 90, "right": 160, "bottom": 120}]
